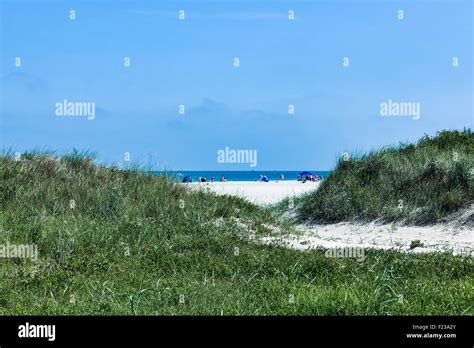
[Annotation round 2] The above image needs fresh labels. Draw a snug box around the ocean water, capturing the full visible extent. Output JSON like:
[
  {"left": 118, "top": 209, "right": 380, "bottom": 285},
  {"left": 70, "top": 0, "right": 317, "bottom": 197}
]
[{"left": 153, "top": 171, "right": 331, "bottom": 182}]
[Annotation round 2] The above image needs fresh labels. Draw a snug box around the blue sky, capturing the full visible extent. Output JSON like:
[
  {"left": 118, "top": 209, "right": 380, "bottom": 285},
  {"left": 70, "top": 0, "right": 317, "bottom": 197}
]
[{"left": 1, "top": 0, "right": 472, "bottom": 170}]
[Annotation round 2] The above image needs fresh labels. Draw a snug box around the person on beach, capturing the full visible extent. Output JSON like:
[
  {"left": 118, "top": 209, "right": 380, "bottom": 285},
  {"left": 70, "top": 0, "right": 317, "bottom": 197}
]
[
  {"left": 280, "top": 174, "right": 284, "bottom": 181},
  {"left": 211, "top": 176, "right": 215, "bottom": 183},
  {"left": 220, "top": 175, "right": 226, "bottom": 182}
]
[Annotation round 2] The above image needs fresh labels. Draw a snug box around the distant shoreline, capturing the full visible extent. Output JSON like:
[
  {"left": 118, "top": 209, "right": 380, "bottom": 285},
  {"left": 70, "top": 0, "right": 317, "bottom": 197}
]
[{"left": 153, "top": 170, "right": 331, "bottom": 183}]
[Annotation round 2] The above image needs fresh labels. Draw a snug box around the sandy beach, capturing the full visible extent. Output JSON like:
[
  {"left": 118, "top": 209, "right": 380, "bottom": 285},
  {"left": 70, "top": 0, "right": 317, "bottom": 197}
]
[
  {"left": 261, "top": 222, "right": 473, "bottom": 256},
  {"left": 188, "top": 180, "right": 473, "bottom": 256},
  {"left": 189, "top": 180, "right": 320, "bottom": 205}
]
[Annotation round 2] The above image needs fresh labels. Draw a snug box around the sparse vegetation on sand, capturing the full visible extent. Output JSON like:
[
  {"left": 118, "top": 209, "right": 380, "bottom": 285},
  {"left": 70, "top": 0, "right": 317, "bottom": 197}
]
[{"left": 0, "top": 149, "right": 472, "bottom": 315}]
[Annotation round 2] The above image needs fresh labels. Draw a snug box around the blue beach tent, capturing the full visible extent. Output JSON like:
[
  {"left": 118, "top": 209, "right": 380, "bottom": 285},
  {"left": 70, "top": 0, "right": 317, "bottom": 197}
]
[{"left": 182, "top": 175, "right": 192, "bottom": 183}]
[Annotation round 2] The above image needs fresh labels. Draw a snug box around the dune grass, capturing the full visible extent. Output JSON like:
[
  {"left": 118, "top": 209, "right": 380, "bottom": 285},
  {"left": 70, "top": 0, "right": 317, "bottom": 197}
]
[
  {"left": 0, "top": 151, "right": 472, "bottom": 315},
  {"left": 297, "top": 129, "right": 474, "bottom": 225}
]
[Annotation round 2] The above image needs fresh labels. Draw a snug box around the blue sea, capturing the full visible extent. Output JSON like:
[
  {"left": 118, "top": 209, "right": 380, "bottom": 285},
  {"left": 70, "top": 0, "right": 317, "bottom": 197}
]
[{"left": 153, "top": 171, "right": 331, "bottom": 182}]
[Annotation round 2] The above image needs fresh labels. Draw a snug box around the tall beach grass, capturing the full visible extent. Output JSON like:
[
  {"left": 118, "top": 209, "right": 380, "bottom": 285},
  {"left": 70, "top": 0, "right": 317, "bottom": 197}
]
[
  {"left": 0, "top": 146, "right": 472, "bottom": 315},
  {"left": 297, "top": 129, "right": 473, "bottom": 225}
]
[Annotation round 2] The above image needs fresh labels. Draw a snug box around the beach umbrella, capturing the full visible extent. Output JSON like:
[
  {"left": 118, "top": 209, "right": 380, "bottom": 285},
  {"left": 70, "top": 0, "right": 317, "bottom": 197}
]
[
  {"left": 182, "top": 175, "right": 192, "bottom": 183},
  {"left": 298, "top": 171, "right": 312, "bottom": 175}
]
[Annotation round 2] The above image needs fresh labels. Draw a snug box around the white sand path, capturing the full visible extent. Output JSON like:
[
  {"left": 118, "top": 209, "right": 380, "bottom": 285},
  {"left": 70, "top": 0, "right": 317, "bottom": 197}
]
[{"left": 261, "top": 222, "right": 473, "bottom": 256}]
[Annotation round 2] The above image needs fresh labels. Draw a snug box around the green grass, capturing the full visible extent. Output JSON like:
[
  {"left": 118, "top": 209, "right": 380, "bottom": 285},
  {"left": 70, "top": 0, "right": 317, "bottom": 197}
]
[
  {"left": 0, "top": 151, "right": 472, "bottom": 315},
  {"left": 297, "top": 129, "right": 474, "bottom": 225}
]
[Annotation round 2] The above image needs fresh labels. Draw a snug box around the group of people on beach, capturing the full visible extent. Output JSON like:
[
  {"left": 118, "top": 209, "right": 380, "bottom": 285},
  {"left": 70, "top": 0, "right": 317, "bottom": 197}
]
[
  {"left": 195, "top": 175, "right": 226, "bottom": 183},
  {"left": 297, "top": 173, "right": 319, "bottom": 183},
  {"left": 183, "top": 173, "right": 319, "bottom": 183}
]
